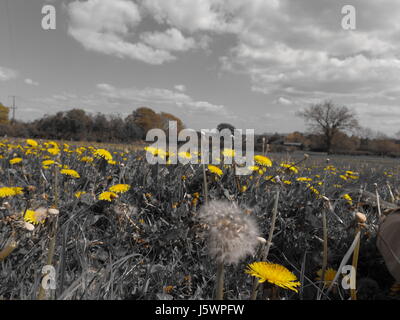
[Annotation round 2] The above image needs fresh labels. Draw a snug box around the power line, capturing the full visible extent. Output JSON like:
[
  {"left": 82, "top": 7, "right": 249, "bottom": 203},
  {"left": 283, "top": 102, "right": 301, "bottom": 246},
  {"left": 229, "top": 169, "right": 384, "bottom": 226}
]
[{"left": 8, "top": 95, "right": 17, "bottom": 124}]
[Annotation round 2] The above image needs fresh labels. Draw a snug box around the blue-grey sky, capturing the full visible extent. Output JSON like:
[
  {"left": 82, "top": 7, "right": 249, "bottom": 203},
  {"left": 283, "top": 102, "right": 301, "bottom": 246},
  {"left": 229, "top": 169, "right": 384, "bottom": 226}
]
[{"left": 1, "top": 0, "right": 400, "bottom": 135}]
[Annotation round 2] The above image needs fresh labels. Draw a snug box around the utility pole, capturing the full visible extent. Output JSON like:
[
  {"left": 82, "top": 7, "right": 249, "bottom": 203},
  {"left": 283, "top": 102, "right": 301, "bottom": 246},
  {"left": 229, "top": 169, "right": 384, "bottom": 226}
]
[{"left": 8, "top": 95, "right": 17, "bottom": 124}]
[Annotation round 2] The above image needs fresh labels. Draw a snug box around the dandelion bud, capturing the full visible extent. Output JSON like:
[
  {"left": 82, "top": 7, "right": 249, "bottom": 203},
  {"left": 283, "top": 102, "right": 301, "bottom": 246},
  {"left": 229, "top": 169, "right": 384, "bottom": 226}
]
[
  {"left": 48, "top": 208, "right": 59, "bottom": 215},
  {"left": 198, "top": 201, "right": 260, "bottom": 265},
  {"left": 24, "top": 222, "right": 35, "bottom": 231},
  {"left": 257, "top": 237, "right": 267, "bottom": 244},
  {"left": 355, "top": 212, "right": 367, "bottom": 223}
]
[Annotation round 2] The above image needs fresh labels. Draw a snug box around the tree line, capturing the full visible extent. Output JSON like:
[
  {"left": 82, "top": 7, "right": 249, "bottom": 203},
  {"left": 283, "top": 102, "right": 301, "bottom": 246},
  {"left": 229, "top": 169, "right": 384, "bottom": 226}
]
[
  {"left": 0, "top": 106, "right": 184, "bottom": 143},
  {"left": 0, "top": 100, "right": 399, "bottom": 156}
]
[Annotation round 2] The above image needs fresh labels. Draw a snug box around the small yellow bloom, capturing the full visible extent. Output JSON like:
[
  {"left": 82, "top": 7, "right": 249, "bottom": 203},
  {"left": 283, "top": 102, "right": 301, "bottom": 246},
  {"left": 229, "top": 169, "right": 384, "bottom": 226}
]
[
  {"left": 42, "top": 160, "right": 55, "bottom": 167},
  {"left": 296, "top": 177, "right": 312, "bottom": 182},
  {"left": 222, "top": 148, "right": 235, "bottom": 158},
  {"left": 47, "top": 147, "right": 60, "bottom": 156},
  {"left": 109, "top": 184, "right": 131, "bottom": 194},
  {"left": 26, "top": 139, "right": 38, "bottom": 147},
  {"left": 9, "top": 157, "right": 23, "bottom": 165},
  {"left": 343, "top": 193, "right": 353, "bottom": 205},
  {"left": 94, "top": 149, "right": 113, "bottom": 161},
  {"left": 75, "top": 191, "right": 86, "bottom": 199},
  {"left": 178, "top": 151, "right": 192, "bottom": 159},
  {"left": 254, "top": 155, "right": 272, "bottom": 167},
  {"left": 60, "top": 169, "right": 80, "bottom": 179},
  {"left": 0, "top": 187, "right": 23, "bottom": 198},
  {"left": 24, "top": 209, "right": 46, "bottom": 225},
  {"left": 208, "top": 165, "right": 223, "bottom": 177},
  {"left": 280, "top": 163, "right": 299, "bottom": 174},
  {"left": 245, "top": 262, "right": 301, "bottom": 293},
  {"left": 80, "top": 156, "right": 94, "bottom": 163},
  {"left": 316, "top": 268, "right": 337, "bottom": 286},
  {"left": 98, "top": 191, "right": 118, "bottom": 201}
]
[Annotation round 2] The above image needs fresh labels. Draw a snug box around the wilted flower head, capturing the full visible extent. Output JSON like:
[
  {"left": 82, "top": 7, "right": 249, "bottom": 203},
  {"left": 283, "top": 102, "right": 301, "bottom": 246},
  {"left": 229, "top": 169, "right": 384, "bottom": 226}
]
[{"left": 198, "top": 201, "right": 259, "bottom": 265}]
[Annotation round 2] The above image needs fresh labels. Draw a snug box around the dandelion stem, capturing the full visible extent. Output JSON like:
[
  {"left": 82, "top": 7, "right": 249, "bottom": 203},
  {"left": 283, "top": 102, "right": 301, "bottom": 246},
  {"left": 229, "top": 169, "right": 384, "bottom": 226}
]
[
  {"left": 215, "top": 262, "right": 225, "bottom": 300},
  {"left": 252, "top": 189, "right": 279, "bottom": 300},
  {"left": 351, "top": 225, "right": 361, "bottom": 300},
  {"left": 202, "top": 164, "right": 209, "bottom": 206},
  {"left": 0, "top": 236, "right": 17, "bottom": 262}
]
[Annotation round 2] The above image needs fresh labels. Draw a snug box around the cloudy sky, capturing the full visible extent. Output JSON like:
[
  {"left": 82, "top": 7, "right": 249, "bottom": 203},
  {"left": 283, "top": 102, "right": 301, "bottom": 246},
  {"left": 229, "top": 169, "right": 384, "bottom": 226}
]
[{"left": 1, "top": 0, "right": 400, "bottom": 135}]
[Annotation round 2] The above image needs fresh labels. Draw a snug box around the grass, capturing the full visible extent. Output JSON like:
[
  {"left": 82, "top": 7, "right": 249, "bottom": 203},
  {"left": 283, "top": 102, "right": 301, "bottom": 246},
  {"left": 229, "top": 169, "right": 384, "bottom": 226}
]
[{"left": 0, "top": 138, "right": 399, "bottom": 300}]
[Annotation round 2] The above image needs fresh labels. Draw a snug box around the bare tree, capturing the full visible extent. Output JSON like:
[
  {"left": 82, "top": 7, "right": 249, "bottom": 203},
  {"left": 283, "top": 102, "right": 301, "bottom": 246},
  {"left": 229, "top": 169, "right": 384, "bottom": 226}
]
[{"left": 296, "top": 100, "right": 359, "bottom": 153}]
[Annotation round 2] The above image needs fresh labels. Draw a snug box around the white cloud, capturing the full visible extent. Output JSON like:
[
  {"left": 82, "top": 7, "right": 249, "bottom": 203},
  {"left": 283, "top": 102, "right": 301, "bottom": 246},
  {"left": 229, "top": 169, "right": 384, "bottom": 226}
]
[
  {"left": 96, "top": 83, "right": 224, "bottom": 112},
  {"left": 67, "top": 0, "right": 175, "bottom": 64},
  {"left": 24, "top": 78, "right": 39, "bottom": 86},
  {"left": 174, "top": 84, "right": 186, "bottom": 92},
  {"left": 276, "top": 97, "right": 293, "bottom": 106},
  {"left": 141, "top": 0, "right": 242, "bottom": 33},
  {"left": 0, "top": 67, "right": 17, "bottom": 81},
  {"left": 140, "top": 28, "right": 195, "bottom": 52}
]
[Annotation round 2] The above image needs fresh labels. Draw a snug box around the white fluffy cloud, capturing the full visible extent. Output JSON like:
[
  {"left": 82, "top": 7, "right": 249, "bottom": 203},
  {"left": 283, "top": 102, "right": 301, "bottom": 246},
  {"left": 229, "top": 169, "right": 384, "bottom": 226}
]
[
  {"left": 174, "top": 84, "right": 187, "bottom": 92},
  {"left": 140, "top": 28, "right": 195, "bottom": 52},
  {"left": 96, "top": 83, "right": 224, "bottom": 112},
  {"left": 0, "top": 67, "right": 17, "bottom": 81},
  {"left": 67, "top": 0, "right": 175, "bottom": 64},
  {"left": 24, "top": 78, "right": 39, "bottom": 86}
]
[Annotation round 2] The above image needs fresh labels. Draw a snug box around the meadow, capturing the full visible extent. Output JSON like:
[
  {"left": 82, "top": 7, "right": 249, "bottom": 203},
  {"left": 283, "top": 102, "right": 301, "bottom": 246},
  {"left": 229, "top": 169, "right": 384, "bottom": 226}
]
[{"left": 0, "top": 138, "right": 399, "bottom": 300}]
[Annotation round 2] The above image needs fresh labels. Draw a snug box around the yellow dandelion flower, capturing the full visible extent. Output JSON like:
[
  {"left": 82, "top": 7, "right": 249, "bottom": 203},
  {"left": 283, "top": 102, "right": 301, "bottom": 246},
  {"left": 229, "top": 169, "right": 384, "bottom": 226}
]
[
  {"left": 280, "top": 163, "right": 299, "bottom": 174},
  {"left": 283, "top": 180, "right": 292, "bottom": 185},
  {"left": 240, "top": 185, "right": 248, "bottom": 192},
  {"left": 208, "top": 165, "right": 223, "bottom": 177},
  {"left": 94, "top": 148, "right": 113, "bottom": 161},
  {"left": 248, "top": 165, "right": 260, "bottom": 172},
  {"left": 109, "top": 184, "right": 131, "bottom": 194},
  {"left": 76, "top": 147, "right": 86, "bottom": 155},
  {"left": 0, "top": 187, "right": 23, "bottom": 198},
  {"left": 24, "top": 209, "right": 46, "bottom": 225},
  {"left": 144, "top": 146, "right": 167, "bottom": 158},
  {"left": 60, "top": 169, "right": 80, "bottom": 179},
  {"left": 26, "top": 139, "right": 38, "bottom": 147},
  {"left": 222, "top": 148, "right": 235, "bottom": 158},
  {"left": 178, "top": 151, "right": 192, "bottom": 159},
  {"left": 42, "top": 160, "right": 55, "bottom": 167},
  {"left": 254, "top": 155, "right": 272, "bottom": 167},
  {"left": 339, "top": 175, "right": 348, "bottom": 181},
  {"left": 343, "top": 193, "right": 353, "bottom": 205},
  {"left": 47, "top": 147, "right": 60, "bottom": 156},
  {"left": 245, "top": 262, "right": 301, "bottom": 293},
  {"left": 316, "top": 268, "right": 337, "bottom": 286},
  {"left": 9, "top": 157, "right": 23, "bottom": 165},
  {"left": 80, "top": 156, "right": 94, "bottom": 163},
  {"left": 296, "top": 177, "right": 312, "bottom": 182},
  {"left": 75, "top": 191, "right": 86, "bottom": 199},
  {"left": 307, "top": 184, "right": 320, "bottom": 196},
  {"left": 98, "top": 191, "right": 118, "bottom": 201}
]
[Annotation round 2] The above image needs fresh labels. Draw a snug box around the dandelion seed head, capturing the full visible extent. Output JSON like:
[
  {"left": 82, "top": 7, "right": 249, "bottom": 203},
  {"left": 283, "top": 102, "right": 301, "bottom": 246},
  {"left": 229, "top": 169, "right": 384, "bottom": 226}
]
[{"left": 198, "top": 200, "right": 259, "bottom": 265}]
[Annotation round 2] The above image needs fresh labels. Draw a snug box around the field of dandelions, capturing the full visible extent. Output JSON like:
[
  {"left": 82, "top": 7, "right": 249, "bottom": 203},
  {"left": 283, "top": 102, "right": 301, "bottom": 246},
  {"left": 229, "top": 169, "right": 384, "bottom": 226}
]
[{"left": 0, "top": 138, "right": 399, "bottom": 300}]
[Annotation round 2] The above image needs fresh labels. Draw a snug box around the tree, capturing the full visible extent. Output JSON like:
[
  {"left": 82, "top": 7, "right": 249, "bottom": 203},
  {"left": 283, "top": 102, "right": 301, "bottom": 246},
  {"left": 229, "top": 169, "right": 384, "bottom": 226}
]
[
  {"left": 159, "top": 112, "right": 185, "bottom": 133},
  {"left": 296, "top": 100, "right": 359, "bottom": 153},
  {"left": 132, "top": 107, "right": 163, "bottom": 135},
  {"left": 217, "top": 123, "right": 235, "bottom": 135},
  {"left": 0, "top": 102, "right": 10, "bottom": 124}
]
